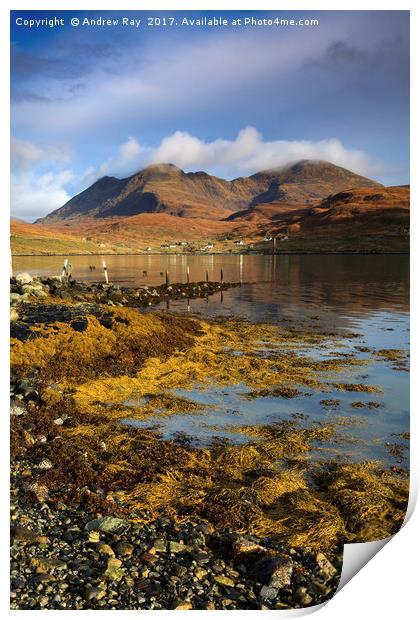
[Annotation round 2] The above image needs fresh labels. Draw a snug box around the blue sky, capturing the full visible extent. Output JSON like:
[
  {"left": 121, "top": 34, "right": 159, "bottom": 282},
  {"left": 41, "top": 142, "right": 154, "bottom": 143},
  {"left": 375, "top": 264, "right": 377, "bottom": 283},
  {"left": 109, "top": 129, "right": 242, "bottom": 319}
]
[{"left": 10, "top": 10, "right": 409, "bottom": 220}]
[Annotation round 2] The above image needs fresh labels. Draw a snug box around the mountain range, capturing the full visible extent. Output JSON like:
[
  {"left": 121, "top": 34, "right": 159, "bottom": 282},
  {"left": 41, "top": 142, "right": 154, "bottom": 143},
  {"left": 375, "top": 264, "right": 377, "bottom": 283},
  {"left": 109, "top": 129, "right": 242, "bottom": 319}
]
[
  {"left": 11, "top": 160, "right": 409, "bottom": 254},
  {"left": 38, "top": 160, "right": 381, "bottom": 224}
]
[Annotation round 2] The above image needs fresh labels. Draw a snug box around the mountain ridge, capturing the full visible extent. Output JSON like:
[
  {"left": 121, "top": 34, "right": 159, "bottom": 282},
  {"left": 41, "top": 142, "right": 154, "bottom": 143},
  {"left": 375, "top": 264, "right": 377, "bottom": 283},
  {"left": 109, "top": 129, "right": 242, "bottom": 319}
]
[{"left": 37, "top": 159, "right": 382, "bottom": 224}]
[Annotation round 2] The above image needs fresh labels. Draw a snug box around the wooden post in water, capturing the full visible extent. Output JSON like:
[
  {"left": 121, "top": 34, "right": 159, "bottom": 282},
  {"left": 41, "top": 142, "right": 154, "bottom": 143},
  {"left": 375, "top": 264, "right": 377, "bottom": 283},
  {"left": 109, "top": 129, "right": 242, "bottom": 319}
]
[
  {"left": 165, "top": 271, "right": 170, "bottom": 287},
  {"left": 102, "top": 260, "right": 109, "bottom": 284},
  {"left": 186, "top": 265, "right": 190, "bottom": 284},
  {"left": 61, "top": 259, "right": 69, "bottom": 278},
  {"left": 272, "top": 237, "right": 277, "bottom": 255},
  {"left": 220, "top": 268, "right": 224, "bottom": 284},
  {"left": 206, "top": 270, "right": 209, "bottom": 283}
]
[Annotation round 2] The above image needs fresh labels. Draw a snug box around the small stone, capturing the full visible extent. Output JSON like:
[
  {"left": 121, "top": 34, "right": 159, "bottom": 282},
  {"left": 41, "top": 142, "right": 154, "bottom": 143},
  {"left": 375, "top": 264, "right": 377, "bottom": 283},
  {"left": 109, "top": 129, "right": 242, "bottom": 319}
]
[
  {"left": 15, "top": 272, "right": 33, "bottom": 285},
  {"left": 10, "top": 401, "right": 26, "bottom": 416},
  {"left": 135, "top": 579, "right": 162, "bottom": 596},
  {"left": 53, "top": 418, "right": 64, "bottom": 426},
  {"left": 175, "top": 601, "right": 192, "bottom": 610},
  {"left": 269, "top": 556, "right": 293, "bottom": 589},
  {"left": 139, "top": 551, "right": 158, "bottom": 566},
  {"left": 251, "top": 555, "right": 293, "bottom": 589},
  {"left": 22, "top": 430, "right": 35, "bottom": 447},
  {"left": 34, "top": 458, "right": 53, "bottom": 471},
  {"left": 39, "top": 596, "right": 49, "bottom": 607},
  {"left": 97, "top": 542, "right": 115, "bottom": 557},
  {"left": 85, "top": 516, "right": 128, "bottom": 534},
  {"left": 194, "top": 567, "right": 207, "bottom": 580},
  {"left": 214, "top": 575, "right": 235, "bottom": 588},
  {"left": 232, "top": 536, "right": 267, "bottom": 555},
  {"left": 105, "top": 558, "right": 124, "bottom": 581},
  {"left": 168, "top": 540, "right": 190, "bottom": 554},
  {"left": 316, "top": 553, "right": 337, "bottom": 579},
  {"left": 115, "top": 541, "right": 134, "bottom": 557},
  {"left": 23, "top": 481, "right": 49, "bottom": 503},
  {"left": 13, "top": 525, "right": 50, "bottom": 545},
  {"left": 108, "top": 557, "right": 122, "bottom": 568},
  {"left": 295, "top": 586, "right": 313, "bottom": 606},
  {"left": 212, "top": 559, "right": 225, "bottom": 574},
  {"left": 88, "top": 531, "right": 100, "bottom": 543},
  {"left": 259, "top": 585, "right": 278, "bottom": 601},
  {"left": 153, "top": 539, "right": 167, "bottom": 553},
  {"left": 84, "top": 586, "right": 106, "bottom": 602},
  {"left": 175, "top": 564, "right": 188, "bottom": 578},
  {"left": 30, "top": 557, "right": 67, "bottom": 573}
]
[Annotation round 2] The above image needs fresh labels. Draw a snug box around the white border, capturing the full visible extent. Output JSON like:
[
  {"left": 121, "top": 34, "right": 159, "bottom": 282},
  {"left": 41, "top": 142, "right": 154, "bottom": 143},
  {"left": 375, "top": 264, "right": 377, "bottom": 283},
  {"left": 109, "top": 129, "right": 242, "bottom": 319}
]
[{"left": 1, "top": 2, "right": 417, "bottom": 619}]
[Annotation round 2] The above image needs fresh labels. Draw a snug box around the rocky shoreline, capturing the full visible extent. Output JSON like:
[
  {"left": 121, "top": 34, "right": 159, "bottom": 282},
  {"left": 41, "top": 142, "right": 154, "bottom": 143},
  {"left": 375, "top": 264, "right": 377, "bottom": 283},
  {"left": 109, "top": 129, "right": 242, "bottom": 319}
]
[
  {"left": 10, "top": 272, "right": 407, "bottom": 610},
  {"left": 9, "top": 273, "right": 344, "bottom": 610},
  {"left": 11, "top": 467, "right": 341, "bottom": 610},
  {"left": 10, "top": 273, "right": 240, "bottom": 323}
]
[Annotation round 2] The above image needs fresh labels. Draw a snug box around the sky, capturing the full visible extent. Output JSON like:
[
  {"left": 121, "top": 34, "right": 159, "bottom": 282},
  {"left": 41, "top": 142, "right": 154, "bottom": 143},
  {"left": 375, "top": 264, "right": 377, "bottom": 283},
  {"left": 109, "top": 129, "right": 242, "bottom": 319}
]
[{"left": 10, "top": 10, "right": 409, "bottom": 221}]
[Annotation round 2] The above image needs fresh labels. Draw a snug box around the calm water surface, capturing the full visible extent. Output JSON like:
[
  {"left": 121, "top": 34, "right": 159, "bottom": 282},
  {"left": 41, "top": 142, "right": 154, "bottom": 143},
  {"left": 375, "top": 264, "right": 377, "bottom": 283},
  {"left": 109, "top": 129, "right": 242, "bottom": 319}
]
[{"left": 13, "top": 254, "right": 409, "bottom": 465}]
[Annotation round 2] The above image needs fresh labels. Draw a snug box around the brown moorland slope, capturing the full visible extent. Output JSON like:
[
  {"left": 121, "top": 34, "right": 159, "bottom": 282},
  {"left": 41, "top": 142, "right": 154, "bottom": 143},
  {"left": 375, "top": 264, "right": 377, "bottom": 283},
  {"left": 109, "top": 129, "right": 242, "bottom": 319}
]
[
  {"left": 225, "top": 186, "right": 409, "bottom": 238},
  {"left": 11, "top": 214, "right": 253, "bottom": 255},
  {"left": 297, "top": 185, "right": 409, "bottom": 237}
]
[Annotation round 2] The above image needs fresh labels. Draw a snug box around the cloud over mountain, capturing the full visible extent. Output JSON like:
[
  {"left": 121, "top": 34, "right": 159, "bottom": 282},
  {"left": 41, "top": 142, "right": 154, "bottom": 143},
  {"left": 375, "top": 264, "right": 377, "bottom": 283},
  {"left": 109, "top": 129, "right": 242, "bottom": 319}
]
[{"left": 12, "top": 126, "right": 385, "bottom": 221}]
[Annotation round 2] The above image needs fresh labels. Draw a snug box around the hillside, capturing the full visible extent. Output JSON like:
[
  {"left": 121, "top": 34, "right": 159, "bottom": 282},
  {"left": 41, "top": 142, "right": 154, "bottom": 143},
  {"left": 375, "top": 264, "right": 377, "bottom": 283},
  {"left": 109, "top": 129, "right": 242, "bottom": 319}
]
[
  {"left": 11, "top": 214, "right": 253, "bottom": 255},
  {"left": 247, "top": 185, "right": 410, "bottom": 254},
  {"left": 298, "top": 185, "right": 409, "bottom": 237},
  {"left": 37, "top": 160, "right": 381, "bottom": 225}
]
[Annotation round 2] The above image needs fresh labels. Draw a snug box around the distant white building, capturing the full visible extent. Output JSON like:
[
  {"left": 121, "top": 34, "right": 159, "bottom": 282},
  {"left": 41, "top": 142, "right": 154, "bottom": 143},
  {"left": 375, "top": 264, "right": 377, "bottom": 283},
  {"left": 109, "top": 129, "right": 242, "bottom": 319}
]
[
  {"left": 235, "top": 240, "right": 244, "bottom": 246},
  {"left": 280, "top": 236, "right": 289, "bottom": 242}
]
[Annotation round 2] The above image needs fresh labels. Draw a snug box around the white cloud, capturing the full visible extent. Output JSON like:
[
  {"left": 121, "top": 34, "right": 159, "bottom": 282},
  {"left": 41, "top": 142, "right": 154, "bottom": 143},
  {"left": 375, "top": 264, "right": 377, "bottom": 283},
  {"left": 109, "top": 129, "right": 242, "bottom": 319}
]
[
  {"left": 150, "top": 127, "right": 378, "bottom": 177},
  {"left": 11, "top": 136, "right": 75, "bottom": 220},
  {"left": 119, "top": 136, "right": 142, "bottom": 162},
  {"left": 86, "top": 127, "right": 381, "bottom": 183},
  {"left": 11, "top": 170, "right": 73, "bottom": 221}
]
